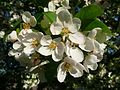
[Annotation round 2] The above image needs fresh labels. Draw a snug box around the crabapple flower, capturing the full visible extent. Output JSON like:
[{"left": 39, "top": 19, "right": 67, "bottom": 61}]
[
  {"left": 44, "top": 1, "right": 57, "bottom": 12},
  {"left": 57, "top": 57, "right": 85, "bottom": 83},
  {"left": 19, "top": 32, "right": 43, "bottom": 56},
  {"left": 44, "top": 0, "right": 70, "bottom": 12},
  {"left": 50, "top": 8, "right": 85, "bottom": 44},
  {"left": 6, "top": 30, "right": 17, "bottom": 42},
  {"left": 38, "top": 35, "right": 64, "bottom": 62},
  {"left": 79, "top": 28, "right": 106, "bottom": 53},
  {"left": 20, "top": 11, "right": 37, "bottom": 36},
  {"left": 83, "top": 54, "right": 100, "bottom": 73},
  {"left": 22, "top": 11, "right": 37, "bottom": 27}
]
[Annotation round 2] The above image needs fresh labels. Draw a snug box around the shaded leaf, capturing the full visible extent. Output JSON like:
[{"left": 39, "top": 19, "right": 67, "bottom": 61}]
[
  {"left": 75, "top": 4, "right": 103, "bottom": 20},
  {"left": 84, "top": 19, "right": 111, "bottom": 34}
]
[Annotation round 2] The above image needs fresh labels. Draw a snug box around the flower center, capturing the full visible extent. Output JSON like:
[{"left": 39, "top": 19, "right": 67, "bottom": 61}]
[
  {"left": 23, "top": 23, "right": 30, "bottom": 29},
  {"left": 64, "top": 62, "right": 71, "bottom": 71},
  {"left": 48, "top": 41, "right": 57, "bottom": 49},
  {"left": 61, "top": 27, "right": 70, "bottom": 35},
  {"left": 31, "top": 38, "right": 39, "bottom": 47}
]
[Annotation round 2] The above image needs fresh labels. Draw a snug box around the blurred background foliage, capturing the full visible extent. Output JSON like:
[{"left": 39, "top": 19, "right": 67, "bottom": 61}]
[{"left": 0, "top": 0, "right": 120, "bottom": 90}]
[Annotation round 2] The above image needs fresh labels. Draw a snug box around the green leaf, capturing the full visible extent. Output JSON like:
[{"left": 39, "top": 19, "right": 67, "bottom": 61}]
[
  {"left": 35, "top": 12, "right": 43, "bottom": 21},
  {"left": 75, "top": 4, "right": 103, "bottom": 20},
  {"left": 43, "top": 11, "right": 56, "bottom": 23},
  {"left": 16, "top": 28, "right": 21, "bottom": 34},
  {"left": 40, "top": 15, "right": 50, "bottom": 29},
  {"left": 84, "top": 19, "right": 111, "bottom": 34},
  {"left": 12, "top": 19, "right": 22, "bottom": 28}
]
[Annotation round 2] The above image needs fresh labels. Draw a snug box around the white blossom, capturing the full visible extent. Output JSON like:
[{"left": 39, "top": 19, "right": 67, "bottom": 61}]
[
  {"left": 57, "top": 57, "right": 85, "bottom": 82},
  {"left": 22, "top": 11, "right": 37, "bottom": 27},
  {"left": 19, "top": 32, "right": 43, "bottom": 55},
  {"left": 50, "top": 8, "right": 85, "bottom": 45},
  {"left": 44, "top": 0, "right": 70, "bottom": 12},
  {"left": 83, "top": 54, "right": 100, "bottom": 73},
  {"left": 79, "top": 28, "right": 107, "bottom": 54},
  {"left": 38, "top": 35, "right": 64, "bottom": 62}
]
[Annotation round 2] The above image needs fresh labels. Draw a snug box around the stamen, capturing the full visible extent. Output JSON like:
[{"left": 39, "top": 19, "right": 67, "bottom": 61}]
[
  {"left": 48, "top": 41, "right": 57, "bottom": 49},
  {"left": 31, "top": 38, "right": 39, "bottom": 47},
  {"left": 64, "top": 62, "right": 71, "bottom": 71},
  {"left": 23, "top": 23, "right": 30, "bottom": 30},
  {"left": 61, "top": 27, "right": 70, "bottom": 35}
]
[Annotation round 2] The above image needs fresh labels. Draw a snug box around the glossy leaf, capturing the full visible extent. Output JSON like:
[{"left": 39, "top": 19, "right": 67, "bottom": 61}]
[{"left": 75, "top": 4, "right": 103, "bottom": 20}]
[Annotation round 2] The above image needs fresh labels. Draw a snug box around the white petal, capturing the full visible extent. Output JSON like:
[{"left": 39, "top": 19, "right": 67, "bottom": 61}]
[
  {"left": 87, "top": 63, "right": 98, "bottom": 71},
  {"left": 40, "top": 35, "right": 52, "bottom": 46},
  {"left": 67, "top": 24, "right": 78, "bottom": 33},
  {"left": 50, "top": 22, "right": 63, "bottom": 35},
  {"left": 57, "top": 62, "right": 67, "bottom": 83},
  {"left": 69, "top": 66, "right": 83, "bottom": 78},
  {"left": 79, "top": 37, "right": 94, "bottom": 52},
  {"left": 93, "top": 40, "right": 101, "bottom": 54},
  {"left": 55, "top": 42, "right": 64, "bottom": 55},
  {"left": 56, "top": 7, "right": 67, "bottom": 14},
  {"left": 24, "top": 46, "right": 34, "bottom": 55},
  {"left": 88, "top": 29, "right": 97, "bottom": 38},
  {"left": 30, "top": 16, "right": 37, "bottom": 27},
  {"left": 76, "top": 63, "right": 87, "bottom": 72},
  {"left": 73, "top": 18, "right": 81, "bottom": 30},
  {"left": 8, "top": 49, "right": 17, "bottom": 56},
  {"left": 19, "top": 29, "right": 33, "bottom": 36},
  {"left": 13, "top": 41, "right": 22, "bottom": 50},
  {"left": 65, "top": 40, "right": 71, "bottom": 56},
  {"left": 61, "top": 0, "right": 70, "bottom": 9},
  {"left": 64, "top": 56, "right": 76, "bottom": 66},
  {"left": 7, "top": 31, "right": 17, "bottom": 41},
  {"left": 57, "top": 9, "right": 72, "bottom": 24},
  {"left": 52, "top": 51, "right": 62, "bottom": 62},
  {"left": 69, "top": 32, "right": 85, "bottom": 44},
  {"left": 48, "top": 1, "right": 56, "bottom": 12},
  {"left": 38, "top": 46, "right": 52, "bottom": 56},
  {"left": 44, "top": 7, "right": 49, "bottom": 12},
  {"left": 70, "top": 47, "right": 84, "bottom": 62},
  {"left": 22, "top": 11, "right": 31, "bottom": 23},
  {"left": 83, "top": 61, "right": 90, "bottom": 73},
  {"left": 85, "top": 54, "right": 99, "bottom": 64}
]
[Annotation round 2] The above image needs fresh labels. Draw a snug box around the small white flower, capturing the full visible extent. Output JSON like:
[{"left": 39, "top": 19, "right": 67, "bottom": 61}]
[
  {"left": 10, "top": 14, "right": 20, "bottom": 21},
  {"left": 0, "top": 31, "right": 5, "bottom": 38},
  {"left": 44, "top": 0, "right": 70, "bottom": 12},
  {"left": 44, "top": 1, "right": 57, "bottom": 12},
  {"left": 79, "top": 28, "right": 106, "bottom": 54},
  {"left": 83, "top": 54, "right": 100, "bottom": 73},
  {"left": 19, "top": 32, "right": 43, "bottom": 55},
  {"left": 20, "top": 11, "right": 36, "bottom": 37},
  {"left": 38, "top": 35, "right": 64, "bottom": 62},
  {"left": 22, "top": 11, "right": 37, "bottom": 27},
  {"left": 6, "top": 31, "right": 17, "bottom": 42},
  {"left": 57, "top": 57, "right": 85, "bottom": 83},
  {"left": 50, "top": 8, "right": 85, "bottom": 44}
]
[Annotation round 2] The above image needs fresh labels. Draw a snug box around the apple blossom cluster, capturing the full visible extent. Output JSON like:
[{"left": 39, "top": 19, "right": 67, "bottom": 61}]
[{"left": 7, "top": 0, "right": 107, "bottom": 85}]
